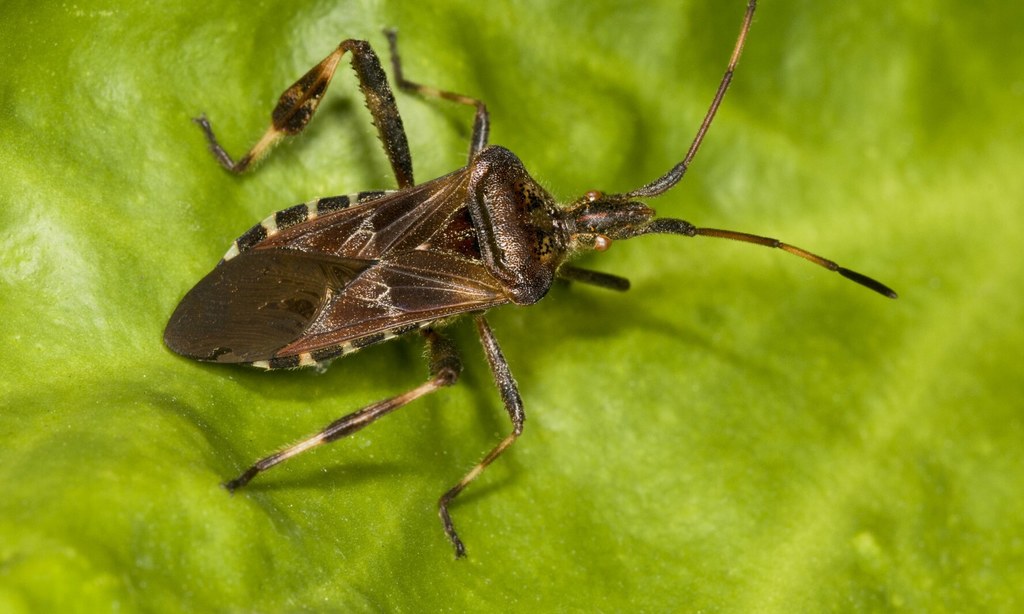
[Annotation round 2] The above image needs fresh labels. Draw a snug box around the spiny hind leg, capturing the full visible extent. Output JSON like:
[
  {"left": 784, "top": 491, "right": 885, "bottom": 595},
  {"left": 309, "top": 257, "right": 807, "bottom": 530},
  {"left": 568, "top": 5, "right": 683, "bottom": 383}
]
[{"left": 196, "top": 38, "right": 415, "bottom": 188}]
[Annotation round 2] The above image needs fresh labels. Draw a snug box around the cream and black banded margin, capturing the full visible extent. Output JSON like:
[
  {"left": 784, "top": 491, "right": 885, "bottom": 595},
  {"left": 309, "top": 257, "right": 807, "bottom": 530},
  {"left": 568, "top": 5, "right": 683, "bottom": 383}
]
[
  {"left": 250, "top": 322, "right": 431, "bottom": 370},
  {"left": 221, "top": 190, "right": 392, "bottom": 262}
]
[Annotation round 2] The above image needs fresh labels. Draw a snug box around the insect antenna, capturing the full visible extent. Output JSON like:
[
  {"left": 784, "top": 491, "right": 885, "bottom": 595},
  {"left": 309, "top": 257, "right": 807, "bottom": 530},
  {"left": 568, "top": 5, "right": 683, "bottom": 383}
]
[
  {"left": 639, "top": 218, "right": 898, "bottom": 298},
  {"left": 614, "top": 0, "right": 757, "bottom": 200},
  {"left": 596, "top": 0, "right": 895, "bottom": 300},
  {"left": 697, "top": 226, "right": 897, "bottom": 298}
]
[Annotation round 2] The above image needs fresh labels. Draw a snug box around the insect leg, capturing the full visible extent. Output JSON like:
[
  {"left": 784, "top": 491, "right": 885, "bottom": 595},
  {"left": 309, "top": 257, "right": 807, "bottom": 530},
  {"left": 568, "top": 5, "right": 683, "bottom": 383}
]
[
  {"left": 223, "top": 328, "right": 462, "bottom": 492},
  {"left": 439, "top": 315, "right": 524, "bottom": 558},
  {"left": 384, "top": 29, "right": 490, "bottom": 162},
  {"left": 557, "top": 265, "right": 631, "bottom": 292},
  {"left": 195, "top": 39, "right": 415, "bottom": 188}
]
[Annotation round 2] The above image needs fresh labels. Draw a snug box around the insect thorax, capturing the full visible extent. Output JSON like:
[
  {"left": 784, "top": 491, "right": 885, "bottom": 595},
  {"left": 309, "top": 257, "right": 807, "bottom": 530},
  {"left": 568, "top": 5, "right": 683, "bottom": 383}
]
[{"left": 469, "top": 146, "right": 569, "bottom": 306}]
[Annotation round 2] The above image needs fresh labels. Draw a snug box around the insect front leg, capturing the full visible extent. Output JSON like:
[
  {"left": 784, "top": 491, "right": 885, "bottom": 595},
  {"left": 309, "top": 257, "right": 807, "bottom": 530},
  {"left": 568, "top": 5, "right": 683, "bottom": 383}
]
[
  {"left": 195, "top": 38, "right": 415, "bottom": 188},
  {"left": 384, "top": 30, "right": 490, "bottom": 162},
  {"left": 224, "top": 328, "right": 462, "bottom": 492},
  {"left": 439, "top": 315, "right": 524, "bottom": 558}
]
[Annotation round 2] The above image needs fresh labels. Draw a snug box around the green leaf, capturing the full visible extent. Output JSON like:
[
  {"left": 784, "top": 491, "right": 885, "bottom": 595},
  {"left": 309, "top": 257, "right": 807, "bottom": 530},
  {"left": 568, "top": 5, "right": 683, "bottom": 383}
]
[{"left": 2, "top": 0, "right": 1021, "bottom": 611}]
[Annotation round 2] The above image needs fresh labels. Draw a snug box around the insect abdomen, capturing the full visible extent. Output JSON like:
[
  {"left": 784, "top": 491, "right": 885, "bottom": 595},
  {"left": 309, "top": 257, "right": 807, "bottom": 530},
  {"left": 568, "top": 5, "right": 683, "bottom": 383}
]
[
  {"left": 221, "top": 191, "right": 391, "bottom": 262},
  {"left": 248, "top": 321, "right": 425, "bottom": 370}
]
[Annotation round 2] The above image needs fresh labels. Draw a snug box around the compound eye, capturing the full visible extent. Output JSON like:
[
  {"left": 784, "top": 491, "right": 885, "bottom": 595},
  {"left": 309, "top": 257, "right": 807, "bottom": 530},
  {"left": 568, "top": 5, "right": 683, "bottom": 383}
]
[{"left": 594, "top": 235, "right": 612, "bottom": 251}]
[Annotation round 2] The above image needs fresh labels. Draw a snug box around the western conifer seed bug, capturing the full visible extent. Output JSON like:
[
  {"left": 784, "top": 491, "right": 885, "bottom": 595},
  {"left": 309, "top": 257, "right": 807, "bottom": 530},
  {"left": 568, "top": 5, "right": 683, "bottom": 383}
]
[{"left": 165, "top": 0, "right": 897, "bottom": 558}]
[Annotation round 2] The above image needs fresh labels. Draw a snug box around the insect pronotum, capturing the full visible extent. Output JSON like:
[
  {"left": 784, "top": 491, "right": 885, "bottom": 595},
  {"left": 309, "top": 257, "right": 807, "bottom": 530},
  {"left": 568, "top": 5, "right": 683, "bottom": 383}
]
[{"left": 165, "top": 0, "right": 896, "bottom": 558}]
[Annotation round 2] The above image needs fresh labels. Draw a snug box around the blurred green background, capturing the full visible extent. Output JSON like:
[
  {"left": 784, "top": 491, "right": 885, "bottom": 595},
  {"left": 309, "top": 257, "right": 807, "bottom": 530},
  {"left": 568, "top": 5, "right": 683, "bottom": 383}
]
[{"left": 1, "top": 0, "right": 1021, "bottom": 611}]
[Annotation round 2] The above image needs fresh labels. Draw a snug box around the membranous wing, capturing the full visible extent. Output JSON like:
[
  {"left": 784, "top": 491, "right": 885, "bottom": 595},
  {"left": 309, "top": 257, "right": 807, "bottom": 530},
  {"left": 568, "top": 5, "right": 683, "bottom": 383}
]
[{"left": 164, "top": 167, "right": 511, "bottom": 366}]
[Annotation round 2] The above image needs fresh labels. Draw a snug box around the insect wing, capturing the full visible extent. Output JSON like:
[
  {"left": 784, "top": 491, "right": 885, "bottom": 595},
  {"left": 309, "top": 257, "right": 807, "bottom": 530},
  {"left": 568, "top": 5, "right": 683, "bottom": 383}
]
[
  {"left": 276, "top": 248, "right": 509, "bottom": 356},
  {"left": 165, "top": 249, "right": 374, "bottom": 363},
  {"left": 261, "top": 168, "right": 472, "bottom": 259},
  {"left": 165, "top": 168, "right": 511, "bottom": 364}
]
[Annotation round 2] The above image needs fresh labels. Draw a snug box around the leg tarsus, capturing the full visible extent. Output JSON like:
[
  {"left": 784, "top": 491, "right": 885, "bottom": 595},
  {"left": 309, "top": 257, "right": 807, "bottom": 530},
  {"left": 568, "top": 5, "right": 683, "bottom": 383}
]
[
  {"left": 223, "top": 466, "right": 259, "bottom": 492},
  {"left": 438, "top": 490, "right": 467, "bottom": 558},
  {"left": 193, "top": 114, "right": 278, "bottom": 174}
]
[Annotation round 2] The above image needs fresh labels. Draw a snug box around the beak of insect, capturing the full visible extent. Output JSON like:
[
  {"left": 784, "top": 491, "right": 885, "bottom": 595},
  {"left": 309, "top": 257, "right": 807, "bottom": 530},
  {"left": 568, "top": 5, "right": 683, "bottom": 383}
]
[{"left": 564, "top": 191, "right": 659, "bottom": 252}]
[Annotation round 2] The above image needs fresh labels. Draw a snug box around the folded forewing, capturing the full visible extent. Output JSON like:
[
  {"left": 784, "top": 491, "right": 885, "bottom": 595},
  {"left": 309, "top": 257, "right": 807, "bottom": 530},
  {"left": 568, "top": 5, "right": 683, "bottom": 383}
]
[
  {"left": 262, "top": 167, "right": 473, "bottom": 259},
  {"left": 277, "top": 249, "right": 510, "bottom": 356},
  {"left": 164, "top": 250, "right": 375, "bottom": 363}
]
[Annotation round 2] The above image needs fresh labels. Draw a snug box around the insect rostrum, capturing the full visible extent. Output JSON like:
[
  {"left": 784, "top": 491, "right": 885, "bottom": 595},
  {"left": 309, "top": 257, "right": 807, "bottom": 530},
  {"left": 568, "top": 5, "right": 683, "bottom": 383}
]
[{"left": 164, "top": 0, "right": 896, "bottom": 558}]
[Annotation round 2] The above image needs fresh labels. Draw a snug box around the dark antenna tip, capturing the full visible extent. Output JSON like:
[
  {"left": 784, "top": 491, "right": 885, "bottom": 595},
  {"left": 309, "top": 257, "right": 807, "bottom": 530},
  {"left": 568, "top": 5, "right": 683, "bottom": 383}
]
[
  {"left": 838, "top": 267, "right": 898, "bottom": 299},
  {"left": 660, "top": 224, "right": 899, "bottom": 299}
]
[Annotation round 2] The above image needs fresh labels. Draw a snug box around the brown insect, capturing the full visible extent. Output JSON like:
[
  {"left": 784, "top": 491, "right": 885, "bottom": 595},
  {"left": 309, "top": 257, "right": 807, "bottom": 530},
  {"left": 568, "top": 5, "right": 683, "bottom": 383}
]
[{"left": 164, "top": 0, "right": 895, "bottom": 557}]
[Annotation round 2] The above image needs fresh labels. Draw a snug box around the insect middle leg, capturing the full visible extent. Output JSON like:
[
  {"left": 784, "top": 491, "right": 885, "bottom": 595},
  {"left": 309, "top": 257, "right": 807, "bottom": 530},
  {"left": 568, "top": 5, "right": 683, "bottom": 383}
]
[
  {"left": 195, "top": 38, "right": 415, "bottom": 188},
  {"left": 439, "top": 315, "right": 525, "bottom": 558},
  {"left": 223, "top": 328, "right": 461, "bottom": 492},
  {"left": 384, "top": 30, "right": 490, "bottom": 162}
]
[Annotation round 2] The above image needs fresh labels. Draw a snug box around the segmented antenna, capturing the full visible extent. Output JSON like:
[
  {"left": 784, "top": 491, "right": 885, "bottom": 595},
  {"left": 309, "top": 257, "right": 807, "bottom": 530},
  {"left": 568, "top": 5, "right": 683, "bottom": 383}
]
[{"left": 617, "top": 0, "right": 757, "bottom": 199}]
